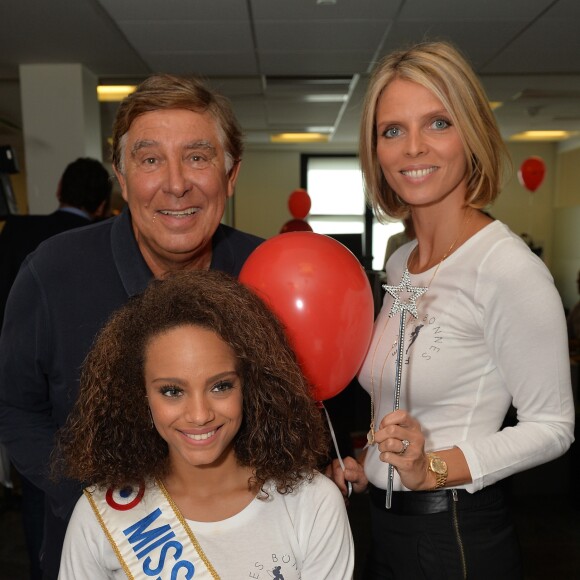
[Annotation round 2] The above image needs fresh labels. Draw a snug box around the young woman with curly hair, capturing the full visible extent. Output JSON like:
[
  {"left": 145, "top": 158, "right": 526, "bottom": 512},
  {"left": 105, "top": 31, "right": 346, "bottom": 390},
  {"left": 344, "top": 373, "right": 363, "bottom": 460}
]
[{"left": 55, "top": 269, "right": 354, "bottom": 579}]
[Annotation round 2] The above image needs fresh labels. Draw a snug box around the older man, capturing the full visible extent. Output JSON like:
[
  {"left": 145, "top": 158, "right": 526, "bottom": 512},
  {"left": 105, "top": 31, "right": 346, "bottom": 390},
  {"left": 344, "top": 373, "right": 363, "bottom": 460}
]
[{"left": 0, "top": 75, "right": 262, "bottom": 579}]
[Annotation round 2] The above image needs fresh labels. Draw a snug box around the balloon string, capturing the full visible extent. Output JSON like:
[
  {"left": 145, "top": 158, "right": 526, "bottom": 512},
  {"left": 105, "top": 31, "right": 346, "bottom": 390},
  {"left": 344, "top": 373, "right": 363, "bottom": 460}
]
[
  {"left": 320, "top": 402, "right": 353, "bottom": 498},
  {"left": 528, "top": 192, "right": 534, "bottom": 242}
]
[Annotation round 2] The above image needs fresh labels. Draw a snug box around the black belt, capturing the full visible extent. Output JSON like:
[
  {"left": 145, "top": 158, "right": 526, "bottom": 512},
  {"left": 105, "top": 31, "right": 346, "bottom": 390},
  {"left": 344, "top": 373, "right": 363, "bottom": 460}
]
[{"left": 368, "top": 483, "right": 505, "bottom": 515}]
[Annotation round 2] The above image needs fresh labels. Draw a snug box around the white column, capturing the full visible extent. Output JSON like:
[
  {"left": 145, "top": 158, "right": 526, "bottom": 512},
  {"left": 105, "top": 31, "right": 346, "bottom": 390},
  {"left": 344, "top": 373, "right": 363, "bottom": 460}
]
[{"left": 19, "top": 64, "right": 102, "bottom": 213}]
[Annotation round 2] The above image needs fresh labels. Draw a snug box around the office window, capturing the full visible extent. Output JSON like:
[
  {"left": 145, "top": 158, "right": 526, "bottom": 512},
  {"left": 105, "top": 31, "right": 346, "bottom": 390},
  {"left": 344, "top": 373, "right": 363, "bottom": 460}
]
[{"left": 301, "top": 154, "right": 403, "bottom": 271}]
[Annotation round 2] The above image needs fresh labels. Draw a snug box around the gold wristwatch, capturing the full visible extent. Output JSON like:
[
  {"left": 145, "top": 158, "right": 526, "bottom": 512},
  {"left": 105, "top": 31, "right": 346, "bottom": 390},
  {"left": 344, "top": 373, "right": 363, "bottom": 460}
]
[{"left": 427, "top": 453, "right": 448, "bottom": 489}]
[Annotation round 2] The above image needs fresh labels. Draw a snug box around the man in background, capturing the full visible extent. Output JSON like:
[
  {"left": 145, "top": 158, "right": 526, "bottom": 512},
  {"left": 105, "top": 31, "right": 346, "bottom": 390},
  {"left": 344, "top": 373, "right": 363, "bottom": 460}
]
[
  {"left": 0, "top": 156, "right": 111, "bottom": 579},
  {"left": 0, "top": 74, "right": 262, "bottom": 579},
  {"left": 0, "top": 157, "right": 112, "bottom": 327}
]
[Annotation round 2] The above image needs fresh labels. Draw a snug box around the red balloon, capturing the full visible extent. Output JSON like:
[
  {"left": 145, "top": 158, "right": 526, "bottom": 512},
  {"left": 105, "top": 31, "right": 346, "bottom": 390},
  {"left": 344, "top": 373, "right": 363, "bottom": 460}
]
[
  {"left": 239, "top": 232, "right": 374, "bottom": 401},
  {"left": 518, "top": 156, "right": 546, "bottom": 192},
  {"left": 280, "top": 219, "right": 313, "bottom": 233},
  {"left": 288, "top": 188, "right": 311, "bottom": 219}
]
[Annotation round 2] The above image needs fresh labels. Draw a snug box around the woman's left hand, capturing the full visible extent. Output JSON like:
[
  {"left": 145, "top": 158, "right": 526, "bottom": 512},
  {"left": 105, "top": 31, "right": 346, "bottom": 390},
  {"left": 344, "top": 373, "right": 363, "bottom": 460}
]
[{"left": 374, "top": 409, "right": 432, "bottom": 491}]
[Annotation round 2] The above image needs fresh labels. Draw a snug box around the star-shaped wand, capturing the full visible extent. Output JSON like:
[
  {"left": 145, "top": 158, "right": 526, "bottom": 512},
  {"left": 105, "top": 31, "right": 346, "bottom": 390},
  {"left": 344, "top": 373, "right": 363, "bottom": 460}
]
[{"left": 382, "top": 268, "right": 428, "bottom": 508}]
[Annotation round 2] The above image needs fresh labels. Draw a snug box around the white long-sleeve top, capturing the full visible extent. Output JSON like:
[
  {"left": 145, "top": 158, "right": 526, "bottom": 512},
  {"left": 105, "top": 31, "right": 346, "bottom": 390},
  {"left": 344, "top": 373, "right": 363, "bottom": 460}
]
[
  {"left": 359, "top": 220, "right": 575, "bottom": 493},
  {"left": 59, "top": 472, "right": 354, "bottom": 580}
]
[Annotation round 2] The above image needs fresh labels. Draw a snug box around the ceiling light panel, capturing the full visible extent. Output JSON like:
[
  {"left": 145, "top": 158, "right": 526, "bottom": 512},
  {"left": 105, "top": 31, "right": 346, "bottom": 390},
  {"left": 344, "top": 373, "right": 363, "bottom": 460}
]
[{"left": 510, "top": 130, "right": 578, "bottom": 142}]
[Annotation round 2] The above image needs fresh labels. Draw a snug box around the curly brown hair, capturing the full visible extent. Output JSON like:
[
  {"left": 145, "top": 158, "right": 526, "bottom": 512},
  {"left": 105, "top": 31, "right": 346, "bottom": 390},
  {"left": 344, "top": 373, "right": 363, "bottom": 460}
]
[{"left": 54, "top": 270, "right": 329, "bottom": 493}]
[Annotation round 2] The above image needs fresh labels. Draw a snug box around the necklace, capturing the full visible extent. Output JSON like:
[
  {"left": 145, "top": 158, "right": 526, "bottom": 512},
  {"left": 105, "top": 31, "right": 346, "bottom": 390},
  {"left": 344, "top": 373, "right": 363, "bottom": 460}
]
[{"left": 367, "top": 208, "right": 474, "bottom": 446}]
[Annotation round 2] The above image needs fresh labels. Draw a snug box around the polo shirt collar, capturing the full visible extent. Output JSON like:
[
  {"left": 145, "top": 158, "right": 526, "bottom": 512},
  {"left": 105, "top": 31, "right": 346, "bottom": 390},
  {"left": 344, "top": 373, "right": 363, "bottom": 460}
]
[{"left": 111, "top": 207, "right": 153, "bottom": 297}]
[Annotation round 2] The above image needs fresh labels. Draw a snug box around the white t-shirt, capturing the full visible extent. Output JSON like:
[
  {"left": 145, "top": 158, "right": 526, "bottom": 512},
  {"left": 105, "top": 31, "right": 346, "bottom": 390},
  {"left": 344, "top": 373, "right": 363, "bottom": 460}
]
[
  {"left": 59, "top": 472, "right": 354, "bottom": 580},
  {"left": 359, "top": 220, "right": 575, "bottom": 493}
]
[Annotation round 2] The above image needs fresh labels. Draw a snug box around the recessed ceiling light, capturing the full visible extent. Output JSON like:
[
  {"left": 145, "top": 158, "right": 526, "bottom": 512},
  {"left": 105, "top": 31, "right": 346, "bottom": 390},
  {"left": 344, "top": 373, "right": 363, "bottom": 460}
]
[
  {"left": 489, "top": 101, "right": 503, "bottom": 111},
  {"left": 270, "top": 133, "right": 330, "bottom": 143},
  {"left": 509, "top": 130, "right": 578, "bottom": 142},
  {"left": 303, "top": 94, "right": 348, "bottom": 103},
  {"left": 97, "top": 85, "right": 137, "bottom": 102}
]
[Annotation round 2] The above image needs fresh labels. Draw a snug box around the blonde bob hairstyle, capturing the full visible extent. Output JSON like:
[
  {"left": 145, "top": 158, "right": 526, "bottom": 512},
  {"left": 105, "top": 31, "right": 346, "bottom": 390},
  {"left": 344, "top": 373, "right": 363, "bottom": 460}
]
[{"left": 360, "top": 40, "right": 511, "bottom": 220}]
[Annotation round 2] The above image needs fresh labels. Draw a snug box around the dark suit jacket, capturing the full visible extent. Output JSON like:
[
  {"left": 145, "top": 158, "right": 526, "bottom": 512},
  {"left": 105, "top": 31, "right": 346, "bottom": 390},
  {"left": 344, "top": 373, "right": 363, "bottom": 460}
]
[
  {"left": 0, "top": 208, "right": 263, "bottom": 577},
  {"left": 0, "top": 210, "right": 90, "bottom": 328}
]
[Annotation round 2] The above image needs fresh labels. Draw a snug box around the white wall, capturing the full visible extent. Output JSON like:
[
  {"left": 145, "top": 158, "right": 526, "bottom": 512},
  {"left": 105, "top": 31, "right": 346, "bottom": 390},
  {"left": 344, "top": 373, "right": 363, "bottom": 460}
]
[
  {"left": 493, "top": 142, "right": 556, "bottom": 267},
  {"left": 20, "top": 64, "right": 102, "bottom": 214},
  {"left": 236, "top": 142, "right": 580, "bottom": 310},
  {"left": 234, "top": 149, "right": 303, "bottom": 239},
  {"left": 552, "top": 142, "right": 580, "bottom": 311}
]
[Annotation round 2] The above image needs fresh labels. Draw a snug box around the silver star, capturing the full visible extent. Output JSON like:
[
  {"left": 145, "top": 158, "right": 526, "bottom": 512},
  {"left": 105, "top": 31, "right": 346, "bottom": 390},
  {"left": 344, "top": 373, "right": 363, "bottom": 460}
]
[{"left": 383, "top": 268, "right": 428, "bottom": 318}]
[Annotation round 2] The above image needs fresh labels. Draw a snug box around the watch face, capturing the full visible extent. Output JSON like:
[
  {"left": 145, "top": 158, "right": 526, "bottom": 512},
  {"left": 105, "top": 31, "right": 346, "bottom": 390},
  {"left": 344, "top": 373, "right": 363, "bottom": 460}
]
[{"left": 430, "top": 457, "right": 447, "bottom": 475}]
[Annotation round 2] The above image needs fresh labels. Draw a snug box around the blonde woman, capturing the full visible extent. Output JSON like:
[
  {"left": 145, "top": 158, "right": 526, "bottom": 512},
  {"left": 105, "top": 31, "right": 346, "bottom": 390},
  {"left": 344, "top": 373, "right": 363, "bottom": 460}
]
[{"left": 329, "top": 41, "right": 574, "bottom": 579}]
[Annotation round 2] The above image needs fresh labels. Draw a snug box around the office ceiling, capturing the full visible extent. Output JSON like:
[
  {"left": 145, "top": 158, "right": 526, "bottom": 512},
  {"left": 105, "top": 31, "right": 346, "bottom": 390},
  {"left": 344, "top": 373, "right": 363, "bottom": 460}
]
[{"left": 1, "top": 0, "right": 580, "bottom": 153}]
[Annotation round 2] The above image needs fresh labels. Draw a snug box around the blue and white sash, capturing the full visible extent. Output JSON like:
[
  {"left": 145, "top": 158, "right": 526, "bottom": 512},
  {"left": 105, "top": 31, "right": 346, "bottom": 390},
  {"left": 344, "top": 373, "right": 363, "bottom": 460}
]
[{"left": 85, "top": 480, "right": 219, "bottom": 579}]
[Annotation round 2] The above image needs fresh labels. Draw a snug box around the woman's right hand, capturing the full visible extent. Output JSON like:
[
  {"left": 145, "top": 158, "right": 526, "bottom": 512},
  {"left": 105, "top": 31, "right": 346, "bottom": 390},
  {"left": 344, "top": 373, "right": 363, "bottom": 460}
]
[{"left": 325, "top": 455, "right": 368, "bottom": 498}]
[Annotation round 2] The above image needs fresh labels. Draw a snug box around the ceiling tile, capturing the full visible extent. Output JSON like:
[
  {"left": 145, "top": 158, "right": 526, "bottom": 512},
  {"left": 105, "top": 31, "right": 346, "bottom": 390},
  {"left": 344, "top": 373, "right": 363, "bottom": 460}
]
[
  {"left": 267, "top": 101, "right": 343, "bottom": 126},
  {"left": 260, "top": 51, "right": 376, "bottom": 76},
  {"left": 97, "top": 0, "right": 249, "bottom": 20},
  {"left": 251, "top": 0, "right": 399, "bottom": 20},
  {"left": 119, "top": 20, "right": 255, "bottom": 53},
  {"left": 256, "top": 20, "right": 389, "bottom": 52},
  {"left": 481, "top": 18, "right": 580, "bottom": 74},
  {"left": 143, "top": 52, "right": 260, "bottom": 76},
  {"left": 378, "top": 21, "right": 532, "bottom": 71},
  {"left": 398, "top": 0, "right": 554, "bottom": 20}
]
